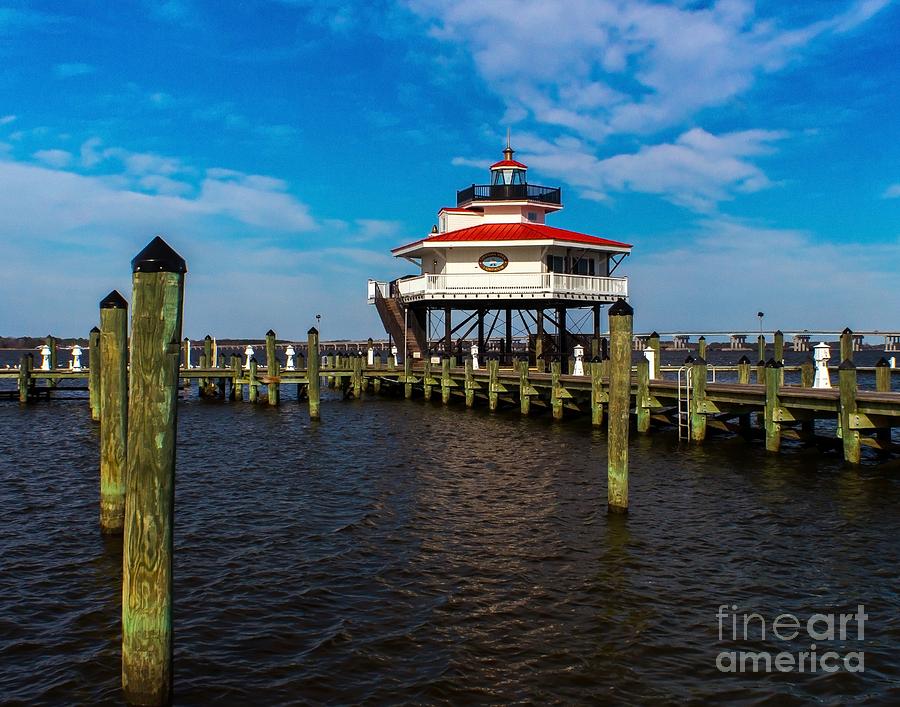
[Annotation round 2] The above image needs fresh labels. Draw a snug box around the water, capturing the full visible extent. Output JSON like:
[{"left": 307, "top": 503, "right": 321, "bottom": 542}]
[{"left": 1, "top": 363, "right": 899, "bottom": 704}]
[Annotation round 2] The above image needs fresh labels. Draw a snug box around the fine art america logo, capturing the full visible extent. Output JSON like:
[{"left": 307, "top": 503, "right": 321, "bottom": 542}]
[{"left": 715, "top": 605, "right": 867, "bottom": 673}]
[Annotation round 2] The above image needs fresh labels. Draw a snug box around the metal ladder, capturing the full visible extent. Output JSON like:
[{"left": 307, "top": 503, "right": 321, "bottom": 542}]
[
  {"left": 676, "top": 365, "right": 692, "bottom": 440},
  {"left": 677, "top": 365, "right": 719, "bottom": 439}
]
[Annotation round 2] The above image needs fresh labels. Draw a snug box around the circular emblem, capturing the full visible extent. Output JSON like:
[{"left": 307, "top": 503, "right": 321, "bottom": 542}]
[{"left": 479, "top": 252, "right": 509, "bottom": 272}]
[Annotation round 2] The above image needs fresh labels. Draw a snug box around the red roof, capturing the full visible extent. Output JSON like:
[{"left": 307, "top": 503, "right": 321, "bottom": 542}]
[
  {"left": 393, "top": 222, "right": 632, "bottom": 254},
  {"left": 490, "top": 159, "right": 528, "bottom": 169}
]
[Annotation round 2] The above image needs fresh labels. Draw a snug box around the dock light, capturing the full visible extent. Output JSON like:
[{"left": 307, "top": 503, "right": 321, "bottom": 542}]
[{"left": 757, "top": 311, "right": 764, "bottom": 333}]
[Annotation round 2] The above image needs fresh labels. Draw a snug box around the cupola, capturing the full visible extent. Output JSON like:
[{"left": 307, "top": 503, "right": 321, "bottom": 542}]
[{"left": 489, "top": 133, "right": 527, "bottom": 186}]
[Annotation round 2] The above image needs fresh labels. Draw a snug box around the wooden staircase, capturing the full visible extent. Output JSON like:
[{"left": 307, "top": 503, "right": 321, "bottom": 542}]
[{"left": 374, "top": 285, "right": 427, "bottom": 356}]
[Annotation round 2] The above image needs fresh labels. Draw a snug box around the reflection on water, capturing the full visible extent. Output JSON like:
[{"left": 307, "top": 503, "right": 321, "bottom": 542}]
[{"left": 0, "top": 385, "right": 898, "bottom": 704}]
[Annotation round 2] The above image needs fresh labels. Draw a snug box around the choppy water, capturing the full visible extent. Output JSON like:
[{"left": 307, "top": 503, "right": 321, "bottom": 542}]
[{"left": 1, "top": 351, "right": 899, "bottom": 705}]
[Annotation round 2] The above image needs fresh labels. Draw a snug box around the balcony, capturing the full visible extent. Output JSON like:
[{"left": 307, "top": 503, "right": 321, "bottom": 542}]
[
  {"left": 385, "top": 272, "right": 627, "bottom": 303},
  {"left": 456, "top": 183, "right": 562, "bottom": 207}
]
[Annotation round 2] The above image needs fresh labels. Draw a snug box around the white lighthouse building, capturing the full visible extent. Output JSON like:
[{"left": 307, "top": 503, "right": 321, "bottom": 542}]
[{"left": 368, "top": 140, "right": 632, "bottom": 371}]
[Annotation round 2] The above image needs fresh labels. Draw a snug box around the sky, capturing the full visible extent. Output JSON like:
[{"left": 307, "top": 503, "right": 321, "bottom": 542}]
[{"left": 1, "top": 0, "right": 898, "bottom": 339}]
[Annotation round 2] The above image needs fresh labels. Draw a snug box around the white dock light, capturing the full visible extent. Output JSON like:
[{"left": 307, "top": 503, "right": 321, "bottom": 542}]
[
  {"left": 244, "top": 345, "right": 254, "bottom": 370},
  {"left": 285, "top": 345, "right": 296, "bottom": 370},
  {"left": 573, "top": 344, "right": 585, "bottom": 375},
  {"left": 813, "top": 342, "right": 832, "bottom": 389},
  {"left": 643, "top": 345, "right": 657, "bottom": 380},
  {"left": 39, "top": 345, "right": 51, "bottom": 371},
  {"left": 71, "top": 344, "right": 83, "bottom": 371}
]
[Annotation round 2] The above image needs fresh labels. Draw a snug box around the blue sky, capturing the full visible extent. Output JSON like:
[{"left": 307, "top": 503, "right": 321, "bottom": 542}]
[{"left": 1, "top": 0, "right": 898, "bottom": 339}]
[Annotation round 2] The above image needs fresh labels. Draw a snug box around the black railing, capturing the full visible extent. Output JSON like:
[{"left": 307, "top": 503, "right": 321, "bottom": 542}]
[{"left": 456, "top": 183, "right": 561, "bottom": 206}]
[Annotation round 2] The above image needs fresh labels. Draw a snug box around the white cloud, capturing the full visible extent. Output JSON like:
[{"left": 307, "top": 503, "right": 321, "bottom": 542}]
[
  {"left": 411, "top": 0, "right": 887, "bottom": 138},
  {"left": 138, "top": 174, "right": 194, "bottom": 196},
  {"left": 882, "top": 184, "right": 900, "bottom": 199},
  {"left": 0, "top": 114, "right": 16, "bottom": 125},
  {"left": 458, "top": 128, "right": 786, "bottom": 210},
  {"left": 54, "top": 62, "right": 95, "bottom": 78},
  {"left": 0, "top": 153, "right": 403, "bottom": 338},
  {"left": 627, "top": 218, "right": 900, "bottom": 330},
  {"left": 413, "top": 0, "right": 888, "bottom": 209},
  {"left": 197, "top": 173, "right": 315, "bottom": 231},
  {"left": 32, "top": 149, "right": 73, "bottom": 168}
]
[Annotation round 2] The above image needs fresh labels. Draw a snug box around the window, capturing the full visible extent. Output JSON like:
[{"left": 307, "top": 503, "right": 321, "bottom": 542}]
[
  {"left": 546, "top": 254, "right": 565, "bottom": 273},
  {"left": 573, "top": 258, "right": 595, "bottom": 276},
  {"left": 527, "top": 211, "right": 537, "bottom": 222}
]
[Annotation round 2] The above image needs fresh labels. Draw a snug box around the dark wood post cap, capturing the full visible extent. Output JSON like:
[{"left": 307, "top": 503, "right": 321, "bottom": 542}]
[
  {"left": 100, "top": 290, "right": 128, "bottom": 309},
  {"left": 131, "top": 236, "right": 187, "bottom": 274},
  {"left": 608, "top": 298, "right": 633, "bottom": 317}
]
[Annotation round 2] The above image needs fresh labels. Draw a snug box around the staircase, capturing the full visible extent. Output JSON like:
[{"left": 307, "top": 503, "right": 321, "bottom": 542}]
[{"left": 374, "top": 284, "right": 427, "bottom": 356}]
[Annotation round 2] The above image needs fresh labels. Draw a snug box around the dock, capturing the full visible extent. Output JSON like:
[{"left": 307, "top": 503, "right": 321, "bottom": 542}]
[{"left": 4, "top": 349, "right": 897, "bottom": 464}]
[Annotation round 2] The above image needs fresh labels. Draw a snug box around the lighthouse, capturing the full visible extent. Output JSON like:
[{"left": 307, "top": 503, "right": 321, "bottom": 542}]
[{"left": 368, "top": 139, "right": 632, "bottom": 372}]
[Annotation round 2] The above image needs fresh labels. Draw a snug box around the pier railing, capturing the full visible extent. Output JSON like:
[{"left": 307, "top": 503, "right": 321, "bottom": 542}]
[{"left": 395, "top": 272, "right": 628, "bottom": 301}]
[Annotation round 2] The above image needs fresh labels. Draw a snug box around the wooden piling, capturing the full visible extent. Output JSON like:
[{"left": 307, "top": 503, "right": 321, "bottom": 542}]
[
  {"left": 757, "top": 334, "right": 765, "bottom": 364},
  {"left": 735, "top": 355, "right": 751, "bottom": 436},
  {"left": 636, "top": 357, "right": 650, "bottom": 433},
  {"left": 764, "top": 359, "right": 782, "bottom": 452},
  {"left": 464, "top": 356, "right": 475, "bottom": 407},
  {"left": 876, "top": 357, "right": 891, "bottom": 446},
  {"left": 441, "top": 357, "right": 451, "bottom": 404},
  {"left": 840, "top": 328, "right": 853, "bottom": 363},
  {"left": 737, "top": 355, "right": 751, "bottom": 385},
  {"left": 122, "top": 236, "right": 185, "bottom": 706},
  {"left": 519, "top": 358, "right": 531, "bottom": 415},
  {"left": 46, "top": 335, "right": 58, "bottom": 388},
  {"left": 266, "top": 330, "right": 279, "bottom": 406},
  {"left": 218, "top": 355, "right": 226, "bottom": 400},
  {"left": 307, "top": 328, "right": 320, "bottom": 420},
  {"left": 488, "top": 357, "right": 499, "bottom": 411},
  {"left": 690, "top": 357, "right": 707, "bottom": 442},
  {"left": 774, "top": 330, "right": 785, "bottom": 384},
  {"left": 698, "top": 336, "right": 707, "bottom": 361},
  {"left": 89, "top": 326, "right": 101, "bottom": 421},
  {"left": 230, "top": 354, "right": 242, "bottom": 401},
  {"left": 201, "top": 335, "right": 212, "bottom": 391},
  {"left": 550, "top": 360, "right": 563, "bottom": 420},
  {"left": 590, "top": 357, "right": 604, "bottom": 426},
  {"left": 756, "top": 359, "right": 766, "bottom": 385},
  {"left": 404, "top": 356, "right": 413, "bottom": 399},
  {"left": 607, "top": 299, "right": 632, "bottom": 514},
  {"left": 99, "top": 290, "right": 129, "bottom": 535},
  {"left": 423, "top": 357, "right": 433, "bottom": 401},
  {"left": 248, "top": 358, "right": 259, "bottom": 403},
  {"left": 800, "top": 358, "right": 814, "bottom": 388},
  {"left": 799, "top": 357, "right": 815, "bottom": 438},
  {"left": 18, "top": 353, "right": 31, "bottom": 403},
  {"left": 838, "top": 360, "right": 860, "bottom": 464},
  {"left": 354, "top": 355, "right": 364, "bottom": 399}
]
